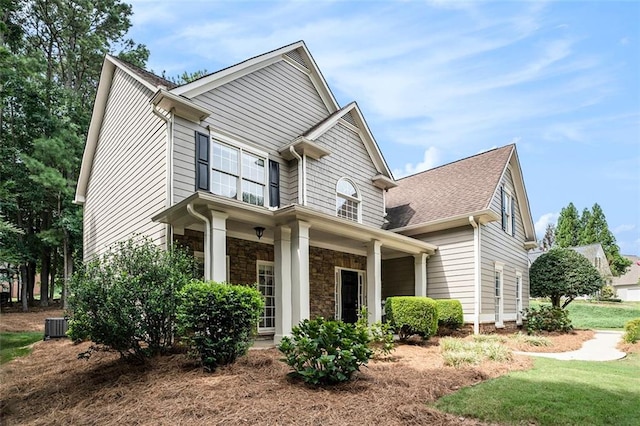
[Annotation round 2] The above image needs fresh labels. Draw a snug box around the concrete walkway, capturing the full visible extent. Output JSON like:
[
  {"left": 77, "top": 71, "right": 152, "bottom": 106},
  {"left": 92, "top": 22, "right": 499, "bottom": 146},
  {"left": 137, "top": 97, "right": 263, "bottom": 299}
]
[{"left": 515, "top": 330, "right": 626, "bottom": 361}]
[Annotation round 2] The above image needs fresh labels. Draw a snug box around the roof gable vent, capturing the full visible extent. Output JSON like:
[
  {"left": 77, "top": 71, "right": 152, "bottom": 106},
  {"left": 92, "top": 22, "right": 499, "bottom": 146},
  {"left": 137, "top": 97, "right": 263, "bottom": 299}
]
[
  {"left": 284, "top": 49, "right": 308, "bottom": 69},
  {"left": 341, "top": 111, "right": 357, "bottom": 127}
]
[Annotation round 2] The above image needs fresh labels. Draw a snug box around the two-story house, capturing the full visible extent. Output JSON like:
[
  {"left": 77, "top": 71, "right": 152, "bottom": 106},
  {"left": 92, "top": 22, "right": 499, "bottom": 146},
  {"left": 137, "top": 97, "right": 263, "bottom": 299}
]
[{"left": 75, "top": 41, "right": 537, "bottom": 339}]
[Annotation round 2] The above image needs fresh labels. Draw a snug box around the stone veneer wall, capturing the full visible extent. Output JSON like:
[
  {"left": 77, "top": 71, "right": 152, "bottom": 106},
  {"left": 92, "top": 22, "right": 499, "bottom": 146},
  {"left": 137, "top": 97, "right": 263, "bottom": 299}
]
[
  {"left": 173, "top": 230, "right": 273, "bottom": 284},
  {"left": 309, "top": 247, "right": 367, "bottom": 319},
  {"left": 173, "top": 230, "right": 367, "bottom": 319}
]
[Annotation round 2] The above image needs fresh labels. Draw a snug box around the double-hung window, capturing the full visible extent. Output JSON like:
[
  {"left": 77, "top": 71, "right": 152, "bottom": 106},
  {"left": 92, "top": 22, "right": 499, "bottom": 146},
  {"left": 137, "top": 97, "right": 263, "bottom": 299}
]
[
  {"left": 494, "top": 263, "right": 504, "bottom": 326},
  {"left": 501, "top": 186, "right": 515, "bottom": 236},
  {"left": 212, "top": 141, "right": 265, "bottom": 206}
]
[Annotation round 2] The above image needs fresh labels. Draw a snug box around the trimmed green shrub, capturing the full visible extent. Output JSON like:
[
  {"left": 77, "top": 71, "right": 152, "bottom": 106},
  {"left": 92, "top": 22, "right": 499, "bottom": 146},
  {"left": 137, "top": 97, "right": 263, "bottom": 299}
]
[
  {"left": 598, "top": 285, "right": 617, "bottom": 300},
  {"left": 525, "top": 305, "right": 572, "bottom": 334},
  {"left": 177, "top": 281, "right": 263, "bottom": 371},
  {"left": 356, "top": 307, "right": 395, "bottom": 358},
  {"left": 385, "top": 296, "right": 438, "bottom": 340},
  {"left": 623, "top": 318, "right": 640, "bottom": 344},
  {"left": 435, "top": 299, "right": 464, "bottom": 329},
  {"left": 278, "top": 317, "right": 372, "bottom": 385},
  {"left": 67, "top": 238, "right": 197, "bottom": 361}
]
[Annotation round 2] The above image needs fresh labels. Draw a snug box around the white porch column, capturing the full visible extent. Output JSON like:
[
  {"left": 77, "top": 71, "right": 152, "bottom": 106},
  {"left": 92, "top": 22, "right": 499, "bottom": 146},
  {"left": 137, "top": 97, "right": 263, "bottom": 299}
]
[
  {"left": 210, "top": 211, "right": 228, "bottom": 282},
  {"left": 274, "top": 225, "right": 292, "bottom": 343},
  {"left": 414, "top": 253, "right": 428, "bottom": 297},
  {"left": 291, "top": 221, "right": 310, "bottom": 326},
  {"left": 366, "top": 240, "right": 382, "bottom": 323}
]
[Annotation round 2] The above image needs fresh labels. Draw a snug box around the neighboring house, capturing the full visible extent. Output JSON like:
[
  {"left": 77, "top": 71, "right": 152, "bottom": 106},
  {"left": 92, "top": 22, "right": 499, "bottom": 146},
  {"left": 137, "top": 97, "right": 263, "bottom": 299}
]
[
  {"left": 529, "top": 243, "right": 614, "bottom": 284},
  {"left": 74, "top": 41, "right": 537, "bottom": 339},
  {"left": 611, "top": 255, "right": 640, "bottom": 301},
  {"left": 385, "top": 146, "right": 538, "bottom": 332}
]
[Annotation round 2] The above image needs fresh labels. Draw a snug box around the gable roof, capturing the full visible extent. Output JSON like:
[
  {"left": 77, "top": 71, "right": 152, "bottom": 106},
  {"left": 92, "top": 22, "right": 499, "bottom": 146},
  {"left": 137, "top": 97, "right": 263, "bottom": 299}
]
[
  {"left": 612, "top": 255, "right": 640, "bottom": 286},
  {"left": 171, "top": 41, "right": 339, "bottom": 114},
  {"left": 298, "top": 101, "right": 395, "bottom": 180},
  {"left": 386, "top": 144, "right": 536, "bottom": 242}
]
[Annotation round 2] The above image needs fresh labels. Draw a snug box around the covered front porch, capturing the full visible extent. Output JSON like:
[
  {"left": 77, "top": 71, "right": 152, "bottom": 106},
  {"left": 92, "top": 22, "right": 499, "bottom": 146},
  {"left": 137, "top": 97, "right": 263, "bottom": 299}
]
[{"left": 153, "top": 192, "right": 436, "bottom": 342}]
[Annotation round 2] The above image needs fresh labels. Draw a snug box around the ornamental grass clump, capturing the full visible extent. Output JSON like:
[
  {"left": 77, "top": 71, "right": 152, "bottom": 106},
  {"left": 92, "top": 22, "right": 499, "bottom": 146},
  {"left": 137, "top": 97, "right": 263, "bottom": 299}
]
[
  {"left": 278, "top": 317, "right": 372, "bottom": 385},
  {"left": 440, "top": 337, "right": 512, "bottom": 367},
  {"left": 623, "top": 318, "right": 640, "bottom": 344}
]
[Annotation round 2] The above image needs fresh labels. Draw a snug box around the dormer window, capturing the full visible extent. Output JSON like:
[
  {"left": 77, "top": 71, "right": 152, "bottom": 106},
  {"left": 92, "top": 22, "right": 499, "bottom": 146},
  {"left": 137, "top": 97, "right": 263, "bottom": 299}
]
[{"left": 336, "top": 178, "right": 361, "bottom": 222}]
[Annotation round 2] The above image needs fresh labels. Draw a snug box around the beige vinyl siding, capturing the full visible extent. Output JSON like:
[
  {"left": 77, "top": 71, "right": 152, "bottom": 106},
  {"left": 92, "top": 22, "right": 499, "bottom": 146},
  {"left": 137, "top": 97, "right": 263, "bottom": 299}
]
[
  {"left": 172, "top": 59, "right": 327, "bottom": 205},
  {"left": 83, "top": 68, "right": 166, "bottom": 259},
  {"left": 480, "top": 166, "right": 530, "bottom": 319},
  {"left": 422, "top": 227, "right": 475, "bottom": 316},
  {"left": 382, "top": 257, "right": 415, "bottom": 299},
  {"left": 306, "top": 123, "right": 385, "bottom": 228}
]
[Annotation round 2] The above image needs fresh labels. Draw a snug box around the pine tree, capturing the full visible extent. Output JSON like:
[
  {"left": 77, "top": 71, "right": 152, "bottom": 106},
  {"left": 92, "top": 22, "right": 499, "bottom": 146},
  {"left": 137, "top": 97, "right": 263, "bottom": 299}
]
[
  {"left": 555, "top": 203, "right": 580, "bottom": 248},
  {"left": 542, "top": 223, "right": 555, "bottom": 250}
]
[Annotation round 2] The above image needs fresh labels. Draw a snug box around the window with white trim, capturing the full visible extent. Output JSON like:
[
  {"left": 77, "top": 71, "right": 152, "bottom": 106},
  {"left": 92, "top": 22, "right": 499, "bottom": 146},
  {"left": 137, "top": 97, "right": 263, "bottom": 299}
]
[
  {"left": 515, "top": 271, "right": 523, "bottom": 324},
  {"left": 494, "top": 263, "right": 504, "bottom": 326},
  {"left": 503, "top": 191, "right": 513, "bottom": 235},
  {"left": 212, "top": 140, "right": 265, "bottom": 206},
  {"left": 257, "top": 261, "right": 275, "bottom": 333},
  {"left": 336, "top": 178, "right": 361, "bottom": 222}
]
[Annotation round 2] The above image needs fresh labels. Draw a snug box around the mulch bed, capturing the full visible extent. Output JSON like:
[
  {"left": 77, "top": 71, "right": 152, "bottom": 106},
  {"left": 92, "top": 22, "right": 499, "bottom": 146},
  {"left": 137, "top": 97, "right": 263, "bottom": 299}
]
[{"left": 0, "top": 310, "right": 606, "bottom": 426}]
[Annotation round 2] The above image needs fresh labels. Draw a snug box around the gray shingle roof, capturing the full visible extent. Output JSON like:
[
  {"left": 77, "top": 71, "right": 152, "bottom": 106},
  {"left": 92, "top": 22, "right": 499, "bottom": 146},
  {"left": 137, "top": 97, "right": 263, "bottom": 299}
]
[
  {"left": 116, "top": 58, "right": 178, "bottom": 89},
  {"left": 385, "top": 145, "right": 514, "bottom": 229}
]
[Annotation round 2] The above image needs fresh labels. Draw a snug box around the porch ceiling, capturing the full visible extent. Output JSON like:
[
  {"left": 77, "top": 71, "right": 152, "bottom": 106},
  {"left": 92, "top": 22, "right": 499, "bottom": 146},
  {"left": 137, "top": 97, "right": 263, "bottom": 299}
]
[{"left": 152, "top": 192, "right": 436, "bottom": 259}]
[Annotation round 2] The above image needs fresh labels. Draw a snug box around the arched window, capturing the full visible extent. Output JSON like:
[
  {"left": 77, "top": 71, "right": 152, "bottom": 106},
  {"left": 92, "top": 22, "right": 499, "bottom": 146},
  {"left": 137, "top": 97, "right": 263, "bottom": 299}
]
[{"left": 336, "top": 178, "right": 361, "bottom": 222}]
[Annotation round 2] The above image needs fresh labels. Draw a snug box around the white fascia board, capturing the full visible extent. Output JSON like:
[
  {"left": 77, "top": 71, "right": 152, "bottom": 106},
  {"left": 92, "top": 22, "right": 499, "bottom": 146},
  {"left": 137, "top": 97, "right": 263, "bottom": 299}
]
[
  {"left": 305, "top": 102, "right": 357, "bottom": 140},
  {"left": 107, "top": 55, "right": 158, "bottom": 92},
  {"left": 390, "top": 210, "right": 501, "bottom": 236},
  {"left": 348, "top": 104, "right": 395, "bottom": 179},
  {"left": 508, "top": 150, "right": 537, "bottom": 243},
  {"left": 74, "top": 57, "right": 117, "bottom": 205},
  {"left": 150, "top": 89, "right": 212, "bottom": 123}
]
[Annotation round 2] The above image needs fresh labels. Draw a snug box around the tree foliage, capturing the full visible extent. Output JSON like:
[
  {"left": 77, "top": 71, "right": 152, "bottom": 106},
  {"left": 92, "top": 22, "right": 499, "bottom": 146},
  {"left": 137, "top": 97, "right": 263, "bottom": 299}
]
[
  {"left": 542, "top": 223, "right": 555, "bottom": 250},
  {"left": 0, "top": 0, "right": 147, "bottom": 309},
  {"left": 530, "top": 248, "right": 603, "bottom": 308},
  {"left": 554, "top": 202, "right": 631, "bottom": 276}
]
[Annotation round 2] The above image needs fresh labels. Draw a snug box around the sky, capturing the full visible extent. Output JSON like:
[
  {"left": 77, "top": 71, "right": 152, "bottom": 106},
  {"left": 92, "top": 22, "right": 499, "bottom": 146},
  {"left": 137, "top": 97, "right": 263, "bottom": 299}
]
[{"left": 125, "top": 0, "right": 640, "bottom": 255}]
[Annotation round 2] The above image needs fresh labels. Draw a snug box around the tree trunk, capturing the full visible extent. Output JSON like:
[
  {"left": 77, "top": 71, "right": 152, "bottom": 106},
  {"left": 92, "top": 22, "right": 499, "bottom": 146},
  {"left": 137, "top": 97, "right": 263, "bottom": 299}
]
[
  {"left": 40, "top": 248, "right": 50, "bottom": 307},
  {"left": 27, "top": 260, "right": 36, "bottom": 305},
  {"left": 62, "top": 231, "right": 71, "bottom": 309},
  {"left": 20, "top": 265, "right": 28, "bottom": 312},
  {"left": 49, "top": 254, "right": 57, "bottom": 301}
]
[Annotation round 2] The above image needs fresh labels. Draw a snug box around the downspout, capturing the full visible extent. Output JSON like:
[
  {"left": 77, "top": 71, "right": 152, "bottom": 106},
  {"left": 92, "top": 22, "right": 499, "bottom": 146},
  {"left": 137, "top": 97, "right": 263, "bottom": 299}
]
[
  {"left": 469, "top": 216, "right": 481, "bottom": 335},
  {"left": 187, "top": 202, "right": 211, "bottom": 281},
  {"left": 302, "top": 154, "right": 308, "bottom": 205},
  {"left": 289, "top": 146, "right": 304, "bottom": 205},
  {"left": 152, "top": 105, "right": 174, "bottom": 249}
]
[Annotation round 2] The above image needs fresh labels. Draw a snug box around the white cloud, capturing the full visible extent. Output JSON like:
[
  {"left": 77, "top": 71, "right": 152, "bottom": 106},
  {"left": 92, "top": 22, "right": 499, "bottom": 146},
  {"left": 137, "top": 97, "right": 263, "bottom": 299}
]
[
  {"left": 393, "top": 146, "right": 441, "bottom": 178},
  {"left": 613, "top": 224, "right": 636, "bottom": 234},
  {"left": 535, "top": 212, "right": 559, "bottom": 237}
]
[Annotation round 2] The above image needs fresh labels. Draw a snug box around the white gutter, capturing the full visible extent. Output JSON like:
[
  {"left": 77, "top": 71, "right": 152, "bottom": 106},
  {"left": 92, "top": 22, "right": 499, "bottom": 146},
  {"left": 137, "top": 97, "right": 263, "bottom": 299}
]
[
  {"left": 187, "top": 202, "right": 211, "bottom": 281},
  {"left": 289, "top": 146, "right": 304, "bottom": 205},
  {"left": 469, "top": 216, "right": 481, "bottom": 335}
]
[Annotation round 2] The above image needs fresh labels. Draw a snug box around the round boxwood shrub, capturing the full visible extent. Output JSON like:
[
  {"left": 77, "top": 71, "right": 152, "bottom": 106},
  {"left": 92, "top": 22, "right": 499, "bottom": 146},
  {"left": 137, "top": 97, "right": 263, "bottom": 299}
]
[
  {"left": 623, "top": 318, "right": 640, "bottom": 344},
  {"left": 177, "top": 281, "right": 263, "bottom": 371},
  {"left": 385, "top": 296, "right": 438, "bottom": 340},
  {"left": 434, "top": 299, "right": 464, "bottom": 329},
  {"left": 278, "top": 317, "right": 372, "bottom": 385}
]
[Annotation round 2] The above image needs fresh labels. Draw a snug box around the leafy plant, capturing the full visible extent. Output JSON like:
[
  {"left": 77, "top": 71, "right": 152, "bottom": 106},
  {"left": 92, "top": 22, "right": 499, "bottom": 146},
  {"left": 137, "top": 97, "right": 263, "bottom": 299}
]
[
  {"left": 623, "top": 318, "right": 640, "bottom": 344},
  {"left": 356, "top": 307, "right": 395, "bottom": 358},
  {"left": 598, "top": 285, "right": 617, "bottom": 300},
  {"left": 434, "top": 299, "right": 464, "bottom": 329},
  {"left": 67, "top": 238, "right": 197, "bottom": 361},
  {"left": 385, "top": 296, "right": 438, "bottom": 340},
  {"left": 278, "top": 317, "right": 372, "bottom": 385},
  {"left": 177, "top": 281, "right": 263, "bottom": 371},
  {"left": 525, "top": 305, "right": 572, "bottom": 334}
]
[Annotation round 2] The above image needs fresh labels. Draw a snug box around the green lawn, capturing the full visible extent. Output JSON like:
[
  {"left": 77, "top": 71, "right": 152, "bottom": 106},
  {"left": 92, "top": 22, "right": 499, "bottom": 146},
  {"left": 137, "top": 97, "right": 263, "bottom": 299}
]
[
  {"left": 0, "top": 332, "right": 43, "bottom": 364},
  {"left": 434, "top": 354, "right": 640, "bottom": 426},
  {"left": 531, "top": 300, "right": 640, "bottom": 329}
]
